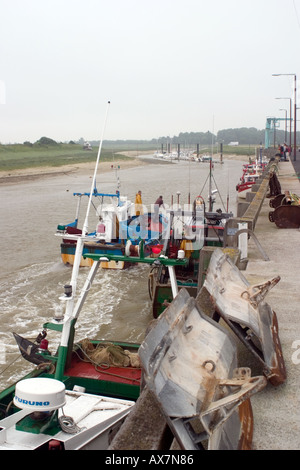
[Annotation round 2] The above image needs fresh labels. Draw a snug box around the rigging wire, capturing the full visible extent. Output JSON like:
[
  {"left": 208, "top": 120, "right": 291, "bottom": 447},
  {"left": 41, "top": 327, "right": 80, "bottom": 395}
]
[{"left": 0, "top": 353, "right": 22, "bottom": 376}]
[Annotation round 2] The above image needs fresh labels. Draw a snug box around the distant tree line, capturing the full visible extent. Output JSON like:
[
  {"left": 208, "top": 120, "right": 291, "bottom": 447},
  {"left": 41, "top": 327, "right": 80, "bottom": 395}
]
[
  {"left": 22, "top": 127, "right": 299, "bottom": 149},
  {"left": 102, "top": 127, "right": 295, "bottom": 147},
  {"left": 155, "top": 127, "right": 294, "bottom": 146},
  {"left": 216, "top": 128, "right": 265, "bottom": 145}
]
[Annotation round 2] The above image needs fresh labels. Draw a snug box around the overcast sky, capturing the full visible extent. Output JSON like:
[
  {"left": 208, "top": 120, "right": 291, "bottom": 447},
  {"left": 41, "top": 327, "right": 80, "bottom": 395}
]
[{"left": 1, "top": 0, "right": 300, "bottom": 143}]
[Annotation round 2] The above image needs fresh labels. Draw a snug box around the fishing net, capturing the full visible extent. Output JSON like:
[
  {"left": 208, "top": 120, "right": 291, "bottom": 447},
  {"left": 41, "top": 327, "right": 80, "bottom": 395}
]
[
  {"left": 79, "top": 339, "right": 141, "bottom": 368},
  {"left": 290, "top": 193, "right": 300, "bottom": 205}
]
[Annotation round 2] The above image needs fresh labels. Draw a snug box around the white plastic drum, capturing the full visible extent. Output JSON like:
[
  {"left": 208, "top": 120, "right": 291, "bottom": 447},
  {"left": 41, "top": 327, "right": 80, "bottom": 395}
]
[{"left": 14, "top": 378, "right": 66, "bottom": 411}]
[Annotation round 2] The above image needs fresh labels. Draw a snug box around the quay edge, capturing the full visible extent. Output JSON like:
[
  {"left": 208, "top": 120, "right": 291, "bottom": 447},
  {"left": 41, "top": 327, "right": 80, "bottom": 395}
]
[{"left": 243, "top": 156, "right": 300, "bottom": 450}]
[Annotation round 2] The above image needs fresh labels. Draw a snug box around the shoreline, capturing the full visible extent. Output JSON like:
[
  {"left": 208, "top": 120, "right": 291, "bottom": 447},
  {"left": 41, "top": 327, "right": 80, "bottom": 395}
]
[
  {"left": 0, "top": 158, "right": 149, "bottom": 185},
  {"left": 0, "top": 152, "right": 249, "bottom": 185}
]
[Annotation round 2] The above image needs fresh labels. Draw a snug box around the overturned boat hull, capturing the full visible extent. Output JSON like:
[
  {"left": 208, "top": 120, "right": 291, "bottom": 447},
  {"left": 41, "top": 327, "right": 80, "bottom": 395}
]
[
  {"left": 139, "top": 288, "right": 267, "bottom": 450},
  {"left": 203, "top": 248, "right": 286, "bottom": 385}
]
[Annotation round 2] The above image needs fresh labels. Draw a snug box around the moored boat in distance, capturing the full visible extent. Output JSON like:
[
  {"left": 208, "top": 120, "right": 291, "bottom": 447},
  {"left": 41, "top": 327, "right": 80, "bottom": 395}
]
[
  {"left": 148, "top": 160, "right": 234, "bottom": 318},
  {"left": 56, "top": 189, "right": 134, "bottom": 269},
  {"left": 56, "top": 165, "right": 166, "bottom": 269},
  {"left": 236, "top": 160, "right": 267, "bottom": 198}
]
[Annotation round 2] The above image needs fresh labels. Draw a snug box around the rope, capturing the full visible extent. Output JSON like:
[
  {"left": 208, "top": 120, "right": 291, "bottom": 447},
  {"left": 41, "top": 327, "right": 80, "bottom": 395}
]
[
  {"left": 59, "top": 412, "right": 82, "bottom": 434},
  {"left": 37, "top": 362, "right": 56, "bottom": 374}
]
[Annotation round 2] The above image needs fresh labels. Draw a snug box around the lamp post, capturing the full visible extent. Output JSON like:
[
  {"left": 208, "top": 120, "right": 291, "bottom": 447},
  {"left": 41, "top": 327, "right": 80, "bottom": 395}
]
[
  {"left": 273, "top": 74, "right": 297, "bottom": 161},
  {"left": 275, "top": 97, "right": 292, "bottom": 148}
]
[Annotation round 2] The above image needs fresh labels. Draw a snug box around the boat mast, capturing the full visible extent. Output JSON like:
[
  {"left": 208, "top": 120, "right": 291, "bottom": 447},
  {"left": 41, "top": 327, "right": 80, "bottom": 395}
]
[
  {"left": 55, "top": 101, "right": 111, "bottom": 380},
  {"left": 208, "top": 116, "right": 214, "bottom": 211},
  {"left": 82, "top": 101, "right": 111, "bottom": 237}
]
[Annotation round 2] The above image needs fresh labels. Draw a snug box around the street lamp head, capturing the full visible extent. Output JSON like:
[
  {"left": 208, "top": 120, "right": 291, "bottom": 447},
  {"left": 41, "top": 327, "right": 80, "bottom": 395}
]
[{"left": 272, "top": 73, "right": 296, "bottom": 77}]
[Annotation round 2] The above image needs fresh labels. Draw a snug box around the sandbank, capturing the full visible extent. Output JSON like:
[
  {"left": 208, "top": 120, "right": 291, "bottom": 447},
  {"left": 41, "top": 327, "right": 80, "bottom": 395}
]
[
  {"left": 0, "top": 158, "right": 148, "bottom": 185},
  {"left": 0, "top": 151, "right": 249, "bottom": 185}
]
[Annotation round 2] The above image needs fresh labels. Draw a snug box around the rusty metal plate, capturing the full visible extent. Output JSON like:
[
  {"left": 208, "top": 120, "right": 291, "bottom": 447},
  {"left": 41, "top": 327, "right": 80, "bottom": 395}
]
[
  {"left": 139, "top": 288, "right": 266, "bottom": 450},
  {"left": 269, "top": 193, "right": 285, "bottom": 209},
  {"left": 203, "top": 249, "right": 286, "bottom": 385},
  {"left": 269, "top": 205, "right": 300, "bottom": 229}
]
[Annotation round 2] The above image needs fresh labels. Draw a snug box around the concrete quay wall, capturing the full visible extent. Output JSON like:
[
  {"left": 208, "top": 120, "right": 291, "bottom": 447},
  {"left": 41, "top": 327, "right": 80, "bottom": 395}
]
[{"left": 243, "top": 158, "right": 300, "bottom": 450}]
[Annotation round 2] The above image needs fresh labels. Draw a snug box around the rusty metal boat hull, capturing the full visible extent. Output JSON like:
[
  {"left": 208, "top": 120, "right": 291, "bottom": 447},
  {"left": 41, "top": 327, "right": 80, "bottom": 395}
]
[
  {"left": 269, "top": 192, "right": 300, "bottom": 228},
  {"left": 269, "top": 205, "right": 300, "bottom": 228},
  {"left": 269, "top": 193, "right": 285, "bottom": 209},
  {"left": 203, "top": 248, "right": 286, "bottom": 385},
  {"left": 139, "top": 288, "right": 266, "bottom": 450}
]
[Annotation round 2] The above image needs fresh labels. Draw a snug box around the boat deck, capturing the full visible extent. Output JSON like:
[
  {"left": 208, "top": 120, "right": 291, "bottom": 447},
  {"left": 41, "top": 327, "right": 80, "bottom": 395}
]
[{"left": 65, "top": 355, "right": 141, "bottom": 386}]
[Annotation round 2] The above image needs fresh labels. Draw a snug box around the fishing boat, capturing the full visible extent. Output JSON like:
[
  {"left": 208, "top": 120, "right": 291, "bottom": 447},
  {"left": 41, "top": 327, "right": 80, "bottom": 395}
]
[
  {"left": 57, "top": 189, "right": 132, "bottom": 269},
  {"left": 148, "top": 160, "right": 233, "bottom": 318},
  {"left": 56, "top": 167, "right": 166, "bottom": 269},
  {"left": 236, "top": 172, "right": 260, "bottom": 198},
  {"left": 0, "top": 104, "right": 140, "bottom": 449},
  {"left": 236, "top": 161, "right": 267, "bottom": 199},
  {"left": 0, "top": 103, "right": 189, "bottom": 450},
  {"left": 0, "top": 252, "right": 189, "bottom": 450},
  {"left": 200, "top": 154, "right": 212, "bottom": 162},
  {"left": 0, "top": 379, "right": 135, "bottom": 450}
]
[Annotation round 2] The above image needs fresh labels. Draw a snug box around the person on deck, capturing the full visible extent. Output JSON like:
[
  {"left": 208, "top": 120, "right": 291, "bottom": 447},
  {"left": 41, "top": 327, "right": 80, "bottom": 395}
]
[
  {"left": 155, "top": 195, "right": 164, "bottom": 207},
  {"left": 135, "top": 190, "right": 143, "bottom": 216},
  {"left": 153, "top": 195, "right": 164, "bottom": 222}
]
